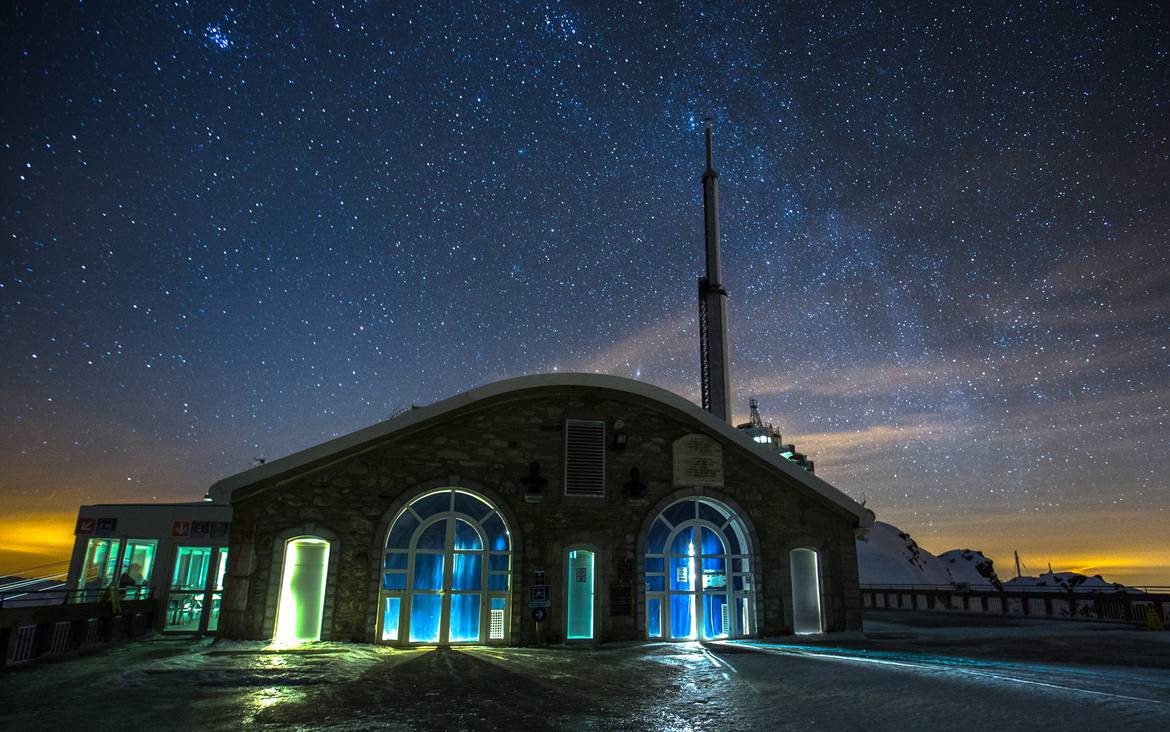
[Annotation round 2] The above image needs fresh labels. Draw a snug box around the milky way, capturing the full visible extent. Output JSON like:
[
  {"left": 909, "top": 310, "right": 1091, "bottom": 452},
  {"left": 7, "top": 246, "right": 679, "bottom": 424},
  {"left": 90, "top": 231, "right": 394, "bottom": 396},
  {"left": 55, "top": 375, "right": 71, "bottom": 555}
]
[{"left": 1, "top": 2, "right": 1167, "bottom": 581}]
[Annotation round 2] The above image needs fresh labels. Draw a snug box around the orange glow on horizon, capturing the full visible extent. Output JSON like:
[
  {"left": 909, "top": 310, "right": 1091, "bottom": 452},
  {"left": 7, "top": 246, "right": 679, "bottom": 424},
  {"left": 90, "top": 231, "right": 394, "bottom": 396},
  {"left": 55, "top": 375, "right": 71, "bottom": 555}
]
[{"left": 0, "top": 511, "right": 77, "bottom": 578}]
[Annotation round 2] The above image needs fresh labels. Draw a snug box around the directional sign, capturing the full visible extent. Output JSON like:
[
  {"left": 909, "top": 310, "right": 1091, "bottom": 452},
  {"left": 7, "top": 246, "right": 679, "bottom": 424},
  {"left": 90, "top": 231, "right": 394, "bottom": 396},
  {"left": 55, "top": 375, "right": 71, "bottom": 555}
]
[
  {"left": 531, "top": 607, "right": 547, "bottom": 623},
  {"left": 529, "top": 584, "right": 550, "bottom": 608},
  {"left": 172, "top": 520, "right": 191, "bottom": 537},
  {"left": 76, "top": 518, "right": 96, "bottom": 535}
]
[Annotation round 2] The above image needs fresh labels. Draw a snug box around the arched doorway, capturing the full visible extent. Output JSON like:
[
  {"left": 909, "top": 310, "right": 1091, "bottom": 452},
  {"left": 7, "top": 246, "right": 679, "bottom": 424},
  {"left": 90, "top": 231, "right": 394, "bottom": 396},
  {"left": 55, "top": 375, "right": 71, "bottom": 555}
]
[
  {"left": 789, "top": 548, "right": 823, "bottom": 634},
  {"left": 380, "top": 488, "right": 512, "bottom": 645},
  {"left": 273, "top": 536, "right": 331, "bottom": 643},
  {"left": 644, "top": 497, "right": 754, "bottom": 640}
]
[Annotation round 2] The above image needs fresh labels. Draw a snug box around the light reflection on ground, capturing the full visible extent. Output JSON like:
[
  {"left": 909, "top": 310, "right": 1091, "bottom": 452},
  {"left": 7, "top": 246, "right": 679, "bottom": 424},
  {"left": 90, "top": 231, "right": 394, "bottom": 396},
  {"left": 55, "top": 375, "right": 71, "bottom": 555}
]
[{"left": 1, "top": 614, "right": 1168, "bottom": 730}]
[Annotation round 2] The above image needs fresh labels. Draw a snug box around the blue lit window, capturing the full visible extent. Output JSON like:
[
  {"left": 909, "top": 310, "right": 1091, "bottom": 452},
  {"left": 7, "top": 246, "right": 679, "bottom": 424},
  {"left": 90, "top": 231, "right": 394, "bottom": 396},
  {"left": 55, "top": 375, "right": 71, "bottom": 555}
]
[
  {"left": 644, "top": 498, "right": 754, "bottom": 641},
  {"left": 381, "top": 489, "right": 511, "bottom": 644}
]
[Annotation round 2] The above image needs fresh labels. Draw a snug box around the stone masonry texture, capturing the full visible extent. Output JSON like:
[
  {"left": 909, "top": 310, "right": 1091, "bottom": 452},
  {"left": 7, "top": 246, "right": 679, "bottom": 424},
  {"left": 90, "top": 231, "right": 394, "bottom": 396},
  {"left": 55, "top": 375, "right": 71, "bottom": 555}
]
[{"left": 219, "top": 385, "right": 864, "bottom": 644}]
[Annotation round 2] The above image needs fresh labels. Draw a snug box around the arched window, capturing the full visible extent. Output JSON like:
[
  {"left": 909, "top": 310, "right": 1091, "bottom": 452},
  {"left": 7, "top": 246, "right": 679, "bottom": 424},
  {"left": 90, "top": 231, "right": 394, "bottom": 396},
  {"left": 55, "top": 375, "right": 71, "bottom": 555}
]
[
  {"left": 644, "top": 497, "right": 754, "bottom": 640},
  {"left": 380, "top": 488, "right": 511, "bottom": 645},
  {"left": 273, "top": 536, "right": 331, "bottom": 644},
  {"left": 789, "top": 548, "right": 823, "bottom": 634}
]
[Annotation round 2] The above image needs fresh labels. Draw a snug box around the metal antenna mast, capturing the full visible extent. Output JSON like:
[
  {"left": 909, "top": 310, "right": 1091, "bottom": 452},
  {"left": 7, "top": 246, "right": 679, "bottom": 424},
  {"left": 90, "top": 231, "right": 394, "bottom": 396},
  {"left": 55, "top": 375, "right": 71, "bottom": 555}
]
[{"left": 698, "top": 118, "right": 733, "bottom": 423}]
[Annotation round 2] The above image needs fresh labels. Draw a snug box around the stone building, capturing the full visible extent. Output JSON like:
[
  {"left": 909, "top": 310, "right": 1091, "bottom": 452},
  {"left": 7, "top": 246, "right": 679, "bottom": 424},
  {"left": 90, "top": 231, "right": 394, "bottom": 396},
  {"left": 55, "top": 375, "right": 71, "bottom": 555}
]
[{"left": 208, "top": 373, "right": 874, "bottom": 645}]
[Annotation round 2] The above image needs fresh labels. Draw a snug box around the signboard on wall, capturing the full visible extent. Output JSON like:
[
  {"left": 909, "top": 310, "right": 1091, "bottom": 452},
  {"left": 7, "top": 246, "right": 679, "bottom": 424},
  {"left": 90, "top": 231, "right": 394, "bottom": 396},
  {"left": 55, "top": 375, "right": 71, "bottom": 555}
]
[
  {"left": 75, "top": 518, "right": 95, "bottom": 535},
  {"left": 672, "top": 434, "right": 724, "bottom": 487},
  {"left": 172, "top": 520, "right": 191, "bottom": 537},
  {"left": 529, "top": 584, "right": 550, "bottom": 608},
  {"left": 95, "top": 518, "right": 117, "bottom": 536}
]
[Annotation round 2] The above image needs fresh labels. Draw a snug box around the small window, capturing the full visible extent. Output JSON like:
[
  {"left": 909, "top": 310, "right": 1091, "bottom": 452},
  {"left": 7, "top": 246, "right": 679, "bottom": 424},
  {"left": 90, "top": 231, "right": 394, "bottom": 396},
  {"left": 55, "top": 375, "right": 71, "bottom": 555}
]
[{"left": 564, "top": 419, "right": 605, "bottom": 496}]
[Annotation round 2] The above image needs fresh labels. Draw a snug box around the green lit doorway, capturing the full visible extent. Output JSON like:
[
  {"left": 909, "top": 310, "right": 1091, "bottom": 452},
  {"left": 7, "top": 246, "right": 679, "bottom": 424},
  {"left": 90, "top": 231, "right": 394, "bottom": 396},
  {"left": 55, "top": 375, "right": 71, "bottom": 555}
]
[{"left": 273, "top": 537, "right": 331, "bottom": 643}]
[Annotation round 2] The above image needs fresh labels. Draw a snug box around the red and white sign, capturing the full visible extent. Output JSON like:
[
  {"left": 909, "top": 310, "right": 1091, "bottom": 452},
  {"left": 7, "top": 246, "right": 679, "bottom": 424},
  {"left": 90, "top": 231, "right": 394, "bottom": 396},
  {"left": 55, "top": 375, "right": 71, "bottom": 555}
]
[
  {"left": 172, "top": 520, "right": 191, "bottom": 537},
  {"left": 76, "top": 518, "right": 96, "bottom": 535}
]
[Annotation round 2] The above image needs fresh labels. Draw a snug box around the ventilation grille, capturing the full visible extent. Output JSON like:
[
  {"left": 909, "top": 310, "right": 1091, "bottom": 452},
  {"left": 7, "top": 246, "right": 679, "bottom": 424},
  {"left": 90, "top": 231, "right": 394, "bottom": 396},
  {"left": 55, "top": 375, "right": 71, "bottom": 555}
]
[
  {"left": 489, "top": 608, "right": 505, "bottom": 640},
  {"left": 564, "top": 419, "right": 605, "bottom": 496}
]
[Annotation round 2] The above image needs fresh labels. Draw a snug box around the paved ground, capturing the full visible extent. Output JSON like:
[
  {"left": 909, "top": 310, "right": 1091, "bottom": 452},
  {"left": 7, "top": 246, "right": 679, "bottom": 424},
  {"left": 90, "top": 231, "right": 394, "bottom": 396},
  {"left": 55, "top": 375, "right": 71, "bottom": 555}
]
[{"left": 2, "top": 612, "right": 1168, "bottom": 730}]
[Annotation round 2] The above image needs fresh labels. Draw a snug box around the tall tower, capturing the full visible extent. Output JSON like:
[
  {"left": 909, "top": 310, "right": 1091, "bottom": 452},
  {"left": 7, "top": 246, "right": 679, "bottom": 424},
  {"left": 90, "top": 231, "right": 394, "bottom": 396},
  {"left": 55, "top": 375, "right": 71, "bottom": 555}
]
[{"left": 698, "top": 118, "right": 733, "bottom": 423}]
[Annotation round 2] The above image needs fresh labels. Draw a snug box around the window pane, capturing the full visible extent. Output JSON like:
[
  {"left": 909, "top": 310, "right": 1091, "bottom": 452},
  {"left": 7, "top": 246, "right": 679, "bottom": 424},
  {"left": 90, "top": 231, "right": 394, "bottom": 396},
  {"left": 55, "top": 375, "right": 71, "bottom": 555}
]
[
  {"left": 669, "top": 556, "right": 694, "bottom": 592},
  {"left": 702, "top": 557, "right": 726, "bottom": 589},
  {"left": 489, "top": 574, "right": 509, "bottom": 591},
  {"left": 663, "top": 500, "right": 696, "bottom": 528},
  {"left": 449, "top": 594, "right": 481, "bottom": 642},
  {"left": 483, "top": 514, "right": 509, "bottom": 551},
  {"left": 382, "top": 572, "right": 406, "bottom": 590},
  {"left": 670, "top": 527, "right": 695, "bottom": 557},
  {"left": 702, "top": 593, "right": 729, "bottom": 640},
  {"left": 454, "top": 519, "right": 482, "bottom": 551},
  {"left": 387, "top": 511, "right": 420, "bottom": 549},
  {"left": 489, "top": 596, "right": 507, "bottom": 640},
  {"left": 411, "top": 491, "right": 451, "bottom": 520},
  {"left": 384, "top": 552, "right": 408, "bottom": 570},
  {"left": 647, "top": 597, "right": 662, "bottom": 638},
  {"left": 645, "top": 557, "right": 664, "bottom": 573},
  {"left": 699, "top": 527, "right": 725, "bottom": 556},
  {"left": 452, "top": 553, "right": 482, "bottom": 591},
  {"left": 382, "top": 596, "right": 401, "bottom": 641},
  {"left": 670, "top": 595, "right": 694, "bottom": 639},
  {"left": 454, "top": 491, "right": 492, "bottom": 521},
  {"left": 646, "top": 519, "right": 670, "bottom": 555},
  {"left": 409, "top": 594, "right": 442, "bottom": 643},
  {"left": 726, "top": 524, "right": 745, "bottom": 555},
  {"left": 697, "top": 501, "right": 728, "bottom": 527},
  {"left": 489, "top": 554, "right": 511, "bottom": 572},
  {"left": 645, "top": 575, "right": 665, "bottom": 592},
  {"left": 119, "top": 540, "right": 156, "bottom": 590},
  {"left": 416, "top": 520, "right": 447, "bottom": 550},
  {"left": 413, "top": 553, "right": 444, "bottom": 590}
]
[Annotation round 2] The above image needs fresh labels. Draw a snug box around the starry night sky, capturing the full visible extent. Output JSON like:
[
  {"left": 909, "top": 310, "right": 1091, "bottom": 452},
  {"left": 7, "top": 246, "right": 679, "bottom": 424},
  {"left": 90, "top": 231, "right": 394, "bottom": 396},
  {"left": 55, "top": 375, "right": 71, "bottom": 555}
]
[{"left": 2, "top": 2, "right": 1167, "bottom": 583}]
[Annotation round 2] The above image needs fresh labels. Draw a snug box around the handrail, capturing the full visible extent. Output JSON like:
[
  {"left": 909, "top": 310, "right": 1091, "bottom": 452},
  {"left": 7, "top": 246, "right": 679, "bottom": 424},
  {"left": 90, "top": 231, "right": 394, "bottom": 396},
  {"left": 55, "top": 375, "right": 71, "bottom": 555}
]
[{"left": 0, "top": 587, "right": 154, "bottom": 608}]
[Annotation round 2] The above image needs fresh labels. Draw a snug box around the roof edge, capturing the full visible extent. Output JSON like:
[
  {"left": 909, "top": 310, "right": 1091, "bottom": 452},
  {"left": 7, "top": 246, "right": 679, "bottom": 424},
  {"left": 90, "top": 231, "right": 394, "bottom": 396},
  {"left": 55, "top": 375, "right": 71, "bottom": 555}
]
[{"left": 207, "top": 372, "right": 873, "bottom": 526}]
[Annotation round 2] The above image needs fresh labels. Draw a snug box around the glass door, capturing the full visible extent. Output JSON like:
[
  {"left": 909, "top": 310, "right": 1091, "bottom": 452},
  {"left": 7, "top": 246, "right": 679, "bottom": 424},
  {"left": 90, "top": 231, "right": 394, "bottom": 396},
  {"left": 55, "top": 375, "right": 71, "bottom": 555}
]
[
  {"left": 165, "top": 546, "right": 211, "bottom": 631},
  {"left": 207, "top": 547, "right": 229, "bottom": 632},
  {"left": 566, "top": 549, "right": 595, "bottom": 640}
]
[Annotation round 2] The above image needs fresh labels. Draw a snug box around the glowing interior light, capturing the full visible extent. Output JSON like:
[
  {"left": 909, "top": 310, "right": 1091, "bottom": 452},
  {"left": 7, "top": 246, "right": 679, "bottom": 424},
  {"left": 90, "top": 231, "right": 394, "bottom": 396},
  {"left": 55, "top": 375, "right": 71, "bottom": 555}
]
[
  {"left": 790, "top": 548, "right": 822, "bottom": 635},
  {"left": 274, "top": 538, "right": 330, "bottom": 645},
  {"left": 566, "top": 549, "right": 595, "bottom": 639}
]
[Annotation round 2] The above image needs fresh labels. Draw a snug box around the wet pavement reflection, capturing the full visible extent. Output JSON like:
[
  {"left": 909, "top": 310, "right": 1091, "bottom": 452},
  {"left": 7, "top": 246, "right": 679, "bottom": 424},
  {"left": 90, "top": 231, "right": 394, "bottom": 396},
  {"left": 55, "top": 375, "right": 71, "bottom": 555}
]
[{"left": 2, "top": 625, "right": 1169, "bottom": 730}]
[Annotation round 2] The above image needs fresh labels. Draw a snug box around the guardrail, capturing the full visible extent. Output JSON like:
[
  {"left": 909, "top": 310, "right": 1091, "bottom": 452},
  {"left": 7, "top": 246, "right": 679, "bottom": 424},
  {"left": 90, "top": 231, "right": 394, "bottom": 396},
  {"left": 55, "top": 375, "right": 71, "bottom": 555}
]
[
  {"left": 861, "top": 584, "right": 1170, "bottom": 625},
  {"left": 0, "top": 587, "right": 153, "bottom": 608},
  {"left": 1, "top": 591, "right": 156, "bottom": 666}
]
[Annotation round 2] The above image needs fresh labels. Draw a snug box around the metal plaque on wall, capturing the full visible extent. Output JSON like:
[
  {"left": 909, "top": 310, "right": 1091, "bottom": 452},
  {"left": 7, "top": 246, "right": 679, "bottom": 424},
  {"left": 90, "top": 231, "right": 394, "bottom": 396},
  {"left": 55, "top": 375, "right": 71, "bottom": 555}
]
[{"left": 672, "top": 433, "right": 724, "bottom": 487}]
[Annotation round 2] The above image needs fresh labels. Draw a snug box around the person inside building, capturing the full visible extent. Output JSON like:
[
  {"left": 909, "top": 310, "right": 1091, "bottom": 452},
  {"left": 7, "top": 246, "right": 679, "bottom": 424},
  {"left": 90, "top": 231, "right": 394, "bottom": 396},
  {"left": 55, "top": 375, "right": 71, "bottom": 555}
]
[{"left": 119, "top": 562, "right": 144, "bottom": 599}]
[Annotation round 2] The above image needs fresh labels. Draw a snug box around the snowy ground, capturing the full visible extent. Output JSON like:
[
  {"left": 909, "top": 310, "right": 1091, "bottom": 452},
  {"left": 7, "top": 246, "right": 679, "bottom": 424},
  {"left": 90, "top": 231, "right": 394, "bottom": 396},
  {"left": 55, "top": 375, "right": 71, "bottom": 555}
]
[{"left": 2, "top": 612, "right": 1168, "bottom": 730}]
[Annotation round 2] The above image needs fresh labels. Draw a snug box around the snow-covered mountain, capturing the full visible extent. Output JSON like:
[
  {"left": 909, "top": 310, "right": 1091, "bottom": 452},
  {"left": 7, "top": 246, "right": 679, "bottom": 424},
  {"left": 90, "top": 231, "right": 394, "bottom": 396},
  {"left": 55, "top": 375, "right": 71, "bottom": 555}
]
[
  {"left": 856, "top": 521, "right": 956, "bottom": 586},
  {"left": 938, "top": 548, "right": 1001, "bottom": 587},
  {"left": 856, "top": 523, "right": 1138, "bottom": 592}
]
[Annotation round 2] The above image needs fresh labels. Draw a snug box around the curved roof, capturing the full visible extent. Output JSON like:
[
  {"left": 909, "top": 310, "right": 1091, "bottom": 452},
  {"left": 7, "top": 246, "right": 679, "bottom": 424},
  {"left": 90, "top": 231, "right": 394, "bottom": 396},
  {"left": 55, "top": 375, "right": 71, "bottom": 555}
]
[{"left": 208, "top": 372, "right": 874, "bottom": 526}]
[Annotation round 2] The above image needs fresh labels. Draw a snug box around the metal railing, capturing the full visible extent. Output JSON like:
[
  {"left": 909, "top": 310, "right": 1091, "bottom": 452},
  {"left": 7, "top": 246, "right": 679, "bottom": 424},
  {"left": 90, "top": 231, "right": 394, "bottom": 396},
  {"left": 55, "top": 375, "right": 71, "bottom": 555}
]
[
  {"left": 1, "top": 591, "right": 157, "bottom": 666},
  {"left": 0, "top": 587, "right": 154, "bottom": 608},
  {"left": 861, "top": 584, "right": 1170, "bottom": 625}
]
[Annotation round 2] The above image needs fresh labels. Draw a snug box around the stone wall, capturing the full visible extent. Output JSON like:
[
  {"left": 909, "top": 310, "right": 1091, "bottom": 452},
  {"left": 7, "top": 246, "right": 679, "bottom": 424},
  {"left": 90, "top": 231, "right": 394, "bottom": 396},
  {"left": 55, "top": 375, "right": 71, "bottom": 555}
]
[{"left": 219, "top": 386, "right": 864, "bottom": 643}]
